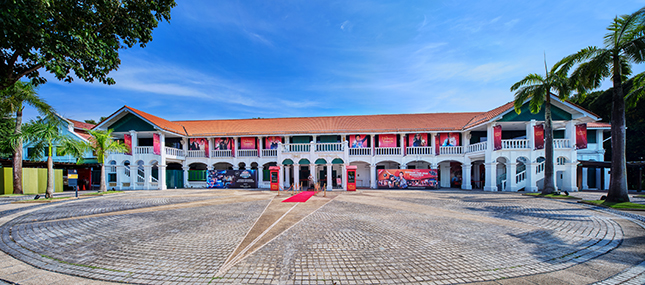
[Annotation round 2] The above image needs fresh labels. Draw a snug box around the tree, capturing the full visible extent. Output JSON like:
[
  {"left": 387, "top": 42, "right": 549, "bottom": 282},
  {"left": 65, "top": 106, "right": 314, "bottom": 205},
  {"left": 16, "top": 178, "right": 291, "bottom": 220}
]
[
  {"left": 559, "top": 8, "right": 645, "bottom": 202},
  {"left": 0, "top": 0, "right": 176, "bottom": 90},
  {"left": 510, "top": 57, "right": 572, "bottom": 194},
  {"left": 23, "top": 116, "right": 70, "bottom": 198},
  {"left": 0, "top": 81, "right": 54, "bottom": 194},
  {"left": 62, "top": 129, "right": 128, "bottom": 192}
]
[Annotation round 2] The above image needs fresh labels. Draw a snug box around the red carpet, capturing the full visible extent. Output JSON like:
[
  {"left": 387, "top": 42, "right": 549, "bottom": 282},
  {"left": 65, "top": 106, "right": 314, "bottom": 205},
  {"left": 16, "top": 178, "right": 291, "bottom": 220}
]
[{"left": 282, "top": 191, "right": 316, "bottom": 203}]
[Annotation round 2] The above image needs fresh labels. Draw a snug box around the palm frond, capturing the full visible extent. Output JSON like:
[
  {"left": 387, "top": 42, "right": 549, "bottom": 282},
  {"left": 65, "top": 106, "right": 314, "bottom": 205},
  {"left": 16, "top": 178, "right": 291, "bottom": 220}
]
[
  {"left": 510, "top": 73, "right": 544, "bottom": 91},
  {"left": 626, "top": 71, "right": 645, "bottom": 108}
]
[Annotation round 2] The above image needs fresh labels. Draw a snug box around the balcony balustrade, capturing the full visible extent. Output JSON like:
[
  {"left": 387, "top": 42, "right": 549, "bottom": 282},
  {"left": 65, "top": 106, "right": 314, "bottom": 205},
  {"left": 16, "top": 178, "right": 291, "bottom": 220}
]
[
  {"left": 406, "top": 146, "right": 433, "bottom": 156},
  {"left": 466, "top": 142, "right": 487, "bottom": 153},
  {"left": 375, "top": 147, "right": 401, "bottom": 156},
  {"left": 349, "top": 148, "right": 371, "bottom": 156},
  {"left": 501, "top": 139, "right": 529, "bottom": 149},
  {"left": 315, "top": 142, "right": 344, "bottom": 152},
  {"left": 262, "top": 149, "right": 277, "bottom": 157},
  {"left": 439, "top": 146, "right": 463, "bottom": 155},
  {"left": 237, "top": 149, "right": 258, "bottom": 157}
]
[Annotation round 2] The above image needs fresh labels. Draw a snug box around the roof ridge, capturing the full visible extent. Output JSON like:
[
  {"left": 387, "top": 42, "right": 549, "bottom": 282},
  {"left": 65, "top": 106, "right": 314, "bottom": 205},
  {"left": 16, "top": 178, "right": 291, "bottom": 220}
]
[{"left": 172, "top": 111, "right": 486, "bottom": 123}]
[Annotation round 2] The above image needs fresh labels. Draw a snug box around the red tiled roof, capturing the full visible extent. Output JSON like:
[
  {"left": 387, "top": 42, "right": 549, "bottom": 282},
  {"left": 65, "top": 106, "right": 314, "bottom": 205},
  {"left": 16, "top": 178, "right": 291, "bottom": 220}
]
[
  {"left": 588, "top": 122, "right": 611, "bottom": 128},
  {"left": 463, "top": 101, "right": 514, "bottom": 129},
  {"left": 125, "top": 106, "right": 187, "bottom": 135},
  {"left": 68, "top": 119, "right": 95, "bottom": 130}
]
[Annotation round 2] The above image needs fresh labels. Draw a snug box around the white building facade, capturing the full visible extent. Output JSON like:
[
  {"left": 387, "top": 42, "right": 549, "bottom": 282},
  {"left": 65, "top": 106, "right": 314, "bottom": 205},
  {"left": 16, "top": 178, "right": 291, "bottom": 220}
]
[{"left": 97, "top": 97, "right": 610, "bottom": 192}]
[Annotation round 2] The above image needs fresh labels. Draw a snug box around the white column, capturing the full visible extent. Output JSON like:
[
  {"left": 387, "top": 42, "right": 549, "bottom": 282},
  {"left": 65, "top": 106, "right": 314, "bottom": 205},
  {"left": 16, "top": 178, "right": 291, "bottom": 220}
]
[
  {"left": 430, "top": 133, "right": 436, "bottom": 156},
  {"left": 565, "top": 120, "right": 576, "bottom": 147},
  {"left": 400, "top": 134, "right": 406, "bottom": 156},
  {"left": 233, "top": 137, "right": 239, "bottom": 158},
  {"left": 158, "top": 164, "right": 167, "bottom": 190},
  {"left": 258, "top": 136, "right": 264, "bottom": 158},
  {"left": 461, "top": 164, "right": 472, "bottom": 190},
  {"left": 182, "top": 166, "right": 190, "bottom": 189},
  {"left": 115, "top": 165, "right": 123, "bottom": 190},
  {"left": 343, "top": 164, "right": 349, "bottom": 190},
  {"left": 326, "top": 163, "right": 333, "bottom": 190},
  {"left": 440, "top": 163, "right": 451, "bottom": 188},
  {"left": 310, "top": 163, "right": 316, "bottom": 186},
  {"left": 284, "top": 165, "right": 290, "bottom": 188},
  {"left": 507, "top": 162, "right": 517, "bottom": 192},
  {"left": 596, "top": 168, "right": 602, "bottom": 190},
  {"left": 581, "top": 168, "right": 589, "bottom": 190},
  {"left": 129, "top": 130, "right": 138, "bottom": 189},
  {"left": 293, "top": 163, "right": 300, "bottom": 189},
  {"left": 526, "top": 163, "right": 538, "bottom": 192},
  {"left": 463, "top": 131, "right": 471, "bottom": 150},
  {"left": 400, "top": 164, "right": 407, "bottom": 169},
  {"left": 279, "top": 164, "right": 285, "bottom": 188},
  {"left": 562, "top": 162, "right": 579, "bottom": 192},
  {"left": 526, "top": 119, "right": 536, "bottom": 150},
  {"left": 604, "top": 168, "right": 610, "bottom": 190},
  {"left": 144, "top": 165, "right": 152, "bottom": 190},
  {"left": 257, "top": 165, "right": 264, "bottom": 188},
  {"left": 370, "top": 135, "right": 375, "bottom": 156},
  {"left": 484, "top": 162, "right": 498, "bottom": 191},
  {"left": 370, "top": 164, "right": 376, "bottom": 189}
]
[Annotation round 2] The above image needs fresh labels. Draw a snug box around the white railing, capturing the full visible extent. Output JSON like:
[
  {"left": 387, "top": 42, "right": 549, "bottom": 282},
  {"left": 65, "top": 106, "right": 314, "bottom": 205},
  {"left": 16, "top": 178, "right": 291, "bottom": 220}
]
[
  {"left": 406, "top": 146, "right": 433, "bottom": 155},
  {"left": 283, "top": 143, "right": 310, "bottom": 153},
  {"left": 135, "top": 146, "right": 154, "bottom": 155},
  {"left": 375, "top": 147, "right": 401, "bottom": 156},
  {"left": 237, "top": 149, "right": 258, "bottom": 157},
  {"left": 108, "top": 150, "right": 125, "bottom": 155},
  {"left": 211, "top": 149, "right": 232, "bottom": 158},
  {"left": 502, "top": 139, "right": 529, "bottom": 149},
  {"left": 151, "top": 176, "right": 158, "bottom": 183},
  {"left": 165, "top": 147, "right": 184, "bottom": 157},
  {"left": 315, "top": 143, "right": 343, "bottom": 152},
  {"left": 262, "top": 149, "right": 277, "bottom": 157},
  {"left": 466, "top": 142, "right": 487, "bottom": 153},
  {"left": 554, "top": 139, "right": 570, "bottom": 149},
  {"left": 536, "top": 161, "right": 545, "bottom": 174},
  {"left": 349, "top": 148, "right": 371, "bottom": 156},
  {"left": 137, "top": 173, "right": 145, "bottom": 183},
  {"left": 125, "top": 166, "right": 130, "bottom": 177},
  {"left": 439, "top": 146, "right": 463, "bottom": 155},
  {"left": 516, "top": 170, "right": 526, "bottom": 183},
  {"left": 187, "top": 150, "right": 206, "bottom": 158}
]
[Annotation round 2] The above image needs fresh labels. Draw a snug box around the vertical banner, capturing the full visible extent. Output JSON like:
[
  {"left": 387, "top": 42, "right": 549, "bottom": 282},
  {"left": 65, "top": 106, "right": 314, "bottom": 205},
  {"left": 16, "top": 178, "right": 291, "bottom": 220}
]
[
  {"left": 265, "top": 136, "right": 281, "bottom": 149},
  {"left": 438, "top": 133, "right": 461, "bottom": 147},
  {"left": 123, "top": 134, "right": 132, "bottom": 155},
  {"left": 153, "top": 133, "right": 161, "bottom": 155},
  {"left": 435, "top": 134, "right": 441, "bottom": 155},
  {"left": 378, "top": 134, "right": 397, "bottom": 147},
  {"left": 349, "top": 134, "right": 369, "bottom": 148},
  {"left": 240, "top": 137, "right": 256, "bottom": 149},
  {"left": 576, "top": 123, "right": 587, "bottom": 149},
  {"left": 493, "top": 125, "right": 502, "bottom": 151},
  {"left": 408, "top": 133, "right": 428, "bottom": 147},
  {"left": 534, "top": 125, "right": 545, "bottom": 150},
  {"left": 213, "top": 137, "right": 233, "bottom": 150}
]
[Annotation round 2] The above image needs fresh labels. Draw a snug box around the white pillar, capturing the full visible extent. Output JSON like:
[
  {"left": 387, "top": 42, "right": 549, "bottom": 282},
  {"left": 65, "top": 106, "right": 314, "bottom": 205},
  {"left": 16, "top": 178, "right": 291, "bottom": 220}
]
[
  {"left": 370, "top": 135, "right": 375, "bottom": 156},
  {"left": 115, "top": 165, "right": 123, "bottom": 190},
  {"left": 484, "top": 162, "right": 498, "bottom": 191},
  {"left": 326, "top": 163, "right": 333, "bottom": 190},
  {"left": 278, "top": 164, "right": 285, "bottom": 188},
  {"left": 343, "top": 164, "right": 349, "bottom": 190},
  {"left": 430, "top": 133, "right": 436, "bottom": 156},
  {"left": 400, "top": 134, "right": 406, "bottom": 156},
  {"left": 526, "top": 163, "right": 538, "bottom": 192},
  {"left": 310, "top": 163, "right": 316, "bottom": 186},
  {"left": 158, "top": 164, "right": 167, "bottom": 190},
  {"left": 526, "top": 119, "right": 536, "bottom": 150},
  {"left": 507, "top": 162, "right": 517, "bottom": 192},
  {"left": 370, "top": 164, "right": 376, "bottom": 189},
  {"left": 182, "top": 166, "right": 190, "bottom": 189},
  {"left": 596, "top": 168, "right": 602, "bottom": 190},
  {"left": 258, "top": 136, "right": 264, "bottom": 158},
  {"left": 562, "top": 162, "right": 579, "bottom": 192},
  {"left": 565, "top": 120, "right": 576, "bottom": 147},
  {"left": 461, "top": 164, "right": 472, "bottom": 190},
  {"left": 284, "top": 165, "right": 290, "bottom": 188},
  {"left": 440, "top": 163, "right": 451, "bottom": 188},
  {"left": 293, "top": 163, "right": 300, "bottom": 189},
  {"left": 144, "top": 165, "right": 152, "bottom": 190},
  {"left": 581, "top": 168, "right": 589, "bottom": 190},
  {"left": 129, "top": 130, "right": 138, "bottom": 189}
]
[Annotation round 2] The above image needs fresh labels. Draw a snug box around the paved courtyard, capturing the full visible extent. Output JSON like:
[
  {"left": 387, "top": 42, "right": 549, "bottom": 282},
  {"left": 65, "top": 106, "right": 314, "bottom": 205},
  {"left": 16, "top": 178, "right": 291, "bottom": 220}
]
[{"left": 0, "top": 189, "right": 644, "bottom": 285}]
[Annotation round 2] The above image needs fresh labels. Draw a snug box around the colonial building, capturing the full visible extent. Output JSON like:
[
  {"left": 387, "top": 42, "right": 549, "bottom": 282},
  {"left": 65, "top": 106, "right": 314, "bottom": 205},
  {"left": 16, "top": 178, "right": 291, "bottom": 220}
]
[{"left": 96, "top": 96, "right": 609, "bottom": 192}]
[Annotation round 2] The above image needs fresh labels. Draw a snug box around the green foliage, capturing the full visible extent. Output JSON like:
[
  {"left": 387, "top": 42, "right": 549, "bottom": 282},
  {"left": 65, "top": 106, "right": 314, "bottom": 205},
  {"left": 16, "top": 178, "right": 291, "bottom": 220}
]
[
  {"left": 581, "top": 200, "right": 645, "bottom": 209},
  {"left": 0, "top": 116, "right": 16, "bottom": 158},
  {"left": 22, "top": 115, "right": 69, "bottom": 161},
  {"left": 62, "top": 128, "right": 128, "bottom": 165},
  {"left": 84, "top": 119, "right": 97, "bottom": 125},
  {"left": 0, "top": 0, "right": 176, "bottom": 90}
]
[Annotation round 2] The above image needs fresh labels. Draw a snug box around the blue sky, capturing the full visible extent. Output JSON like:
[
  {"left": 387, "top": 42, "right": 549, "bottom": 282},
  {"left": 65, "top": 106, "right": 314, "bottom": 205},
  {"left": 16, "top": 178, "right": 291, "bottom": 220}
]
[{"left": 30, "top": 0, "right": 645, "bottom": 123}]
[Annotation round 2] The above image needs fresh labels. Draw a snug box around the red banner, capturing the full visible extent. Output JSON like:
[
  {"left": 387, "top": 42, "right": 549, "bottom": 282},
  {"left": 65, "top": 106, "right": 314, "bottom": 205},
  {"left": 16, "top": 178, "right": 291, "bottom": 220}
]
[
  {"left": 534, "top": 124, "right": 544, "bottom": 150},
  {"left": 576, "top": 123, "right": 587, "bottom": 149},
  {"left": 377, "top": 169, "right": 438, "bottom": 189},
  {"left": 153, "top": 133, "right": 161, "bottom": 155},
  {"left": 350, "top": 134, "right": 369, "bottom": 148},
  {"left": 189, "top": 138, "right": 209, "bottom": 157},
  {"left": 493, "top": 125, "right": 502, "bottom": 151},
  {"left": 408, "top": 133, "right": 428, "bottom": 147},
  {"left": 436, "top": 133, "right": 460, "bottom": 156},
  {"left": 123, "top": 134, "right": 132, "bottom": 155},
  {"left": 265, "top": 136, "right": 282, "bottom": 149},
  {"left": 213, "top": 137, "right": 233, "bottom": 150},
  {"left": 240, "top": 137, "right": 256, "bottom": 149},
  {"left": 378, "top": 134, "right": 397, "bottom": 148}
]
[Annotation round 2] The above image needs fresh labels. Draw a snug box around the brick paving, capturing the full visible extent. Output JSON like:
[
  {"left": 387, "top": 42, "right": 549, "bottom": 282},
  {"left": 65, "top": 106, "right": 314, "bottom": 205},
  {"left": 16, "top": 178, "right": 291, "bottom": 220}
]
[{"left": 0, "top": 189, "right": 643, "bottom": 284}]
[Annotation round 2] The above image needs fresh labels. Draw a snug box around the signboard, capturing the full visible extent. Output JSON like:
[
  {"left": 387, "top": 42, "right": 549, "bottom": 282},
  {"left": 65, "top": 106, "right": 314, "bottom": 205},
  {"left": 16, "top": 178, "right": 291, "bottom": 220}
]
[
  {"left": 408, "top": 133, "right": 428, "bottom": 147},
  {"left": 189, "top": 138, "right": 209, "bottom": 157},
  {"left": 493, "top": 125, "right": 502, "bottom": 151},
  {"left": 435, "top": 133, "right": 460, "bottom": 155},
  {"left": 68, "top": 169, "right": 78, "bottom": 187},
  {"left": 534, "top": 124, "right": 544, "bottom": 150},
  {"left": 349, "top": 134, "right": 369, "bottom": 148},
  {"left": 123, "top": 134, "right": 132, "bottom": 155},
  {"left": 378, "top": 134, "right": 397, "bottom": 148},
  {"left": 576, "top": 123, "right": 587, "bottom": 149},
  {"left": 240, "top": 137, "right": 256, "bottom": 149},
  {"left": 265, "top": 137, "right": 282, "bottom": 149},
  {"left": 153, "top": 133, "right": 161, "bottom": 155},
  {"left": 206, "top": 169, "right": 258, "bottom": 188},
  {"left": 213, "top": 137, "right": 233, "bottom": 150},
  {"left": 377, "top": 169, "right": 438, "bottom": 189}
]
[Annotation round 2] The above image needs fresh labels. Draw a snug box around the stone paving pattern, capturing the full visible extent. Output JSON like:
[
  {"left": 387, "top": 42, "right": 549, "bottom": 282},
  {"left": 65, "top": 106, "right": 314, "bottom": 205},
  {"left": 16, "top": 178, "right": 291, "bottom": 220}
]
[{"left": 0, "top": 189, "right": 643, "bottom": 284}]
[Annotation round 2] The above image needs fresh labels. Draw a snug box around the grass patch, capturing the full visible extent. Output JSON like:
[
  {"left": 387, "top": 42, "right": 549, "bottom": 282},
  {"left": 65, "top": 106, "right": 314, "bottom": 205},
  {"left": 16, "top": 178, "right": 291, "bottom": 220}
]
[
  {"left": 523, "top": 193, "right": 581, "bottom": 199},
  {"left": 579, "top": 200, "right": 645, "bottom": 210},
  {"left": 634, "top": 195, "right": 645, "bottom": 198},
  {"left": 0, "top": 194, "right": 30, "bottom": 197},
  {"left": 80, "top": 190, "right": 124, "bottom": 196}
]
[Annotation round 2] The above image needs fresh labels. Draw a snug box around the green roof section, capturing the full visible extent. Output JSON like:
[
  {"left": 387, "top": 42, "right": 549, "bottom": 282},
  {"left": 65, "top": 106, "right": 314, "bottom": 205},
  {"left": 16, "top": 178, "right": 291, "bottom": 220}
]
[
  {"left": 315, "top": 158, "right": 327, "bottom": 165},
  {"left": 332, "top": 158, "right": 344, "bottom": 164},
  {"left": 298, "top": 158, "right": 310, "bottom": 165},
  {"left": 499, "top": 103, "right": 572, "bottom": 122},
  {"left": 282, "top": 159, "right": 294, "bottom": 165},
  {"left": 109, "top": 113, "right": 156, "bottom": 132}
]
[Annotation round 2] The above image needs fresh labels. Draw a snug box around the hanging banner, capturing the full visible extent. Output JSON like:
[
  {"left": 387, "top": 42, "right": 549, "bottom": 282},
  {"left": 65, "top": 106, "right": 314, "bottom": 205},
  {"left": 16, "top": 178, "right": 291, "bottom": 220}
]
[
  {"left": 207, "top": 169, "right": 258, "bottom": 188},
  {"left": 350, "top": 134, "right": 369, "bottom": 148},
  {"left": 153, "top": 133, "right": 161, "bottom": 155},
  {"left": 436, "top": 132, "right": 461, "bottom": 156},
  {"left": 123, "top": 134, "right": 132, "bottom": 155},
  {"left": 378, "top": 134, "right": 397, "bottom": 148},
  {"left": 240, "top": 137, "right": 256, "bottom": 149},
  {"left": 189, "top": 138, "right": 209, "bottom": 157},
  {"left": 493, "top": 125, "right": 502, "bottom": 150},
  {"left": 435, "top": 134, "right": 441, "bottom": 155},
  {"left": 534, "top": 124, "right": 544, "bottom": 150},
  {"left": 265, "top": 136, "right": 282, "bottom": 149},
  {"left": 213, "top": 137, "right": 233, "bottom": 150},
  {"left": 576, "top": 123, "right": 587, "bottom": 149},
  {"left": 377, "top": 169, "right": 439, "bottom": 189},
  {"left": 408, "top": 133, "right": 428, "bottom": 147}
]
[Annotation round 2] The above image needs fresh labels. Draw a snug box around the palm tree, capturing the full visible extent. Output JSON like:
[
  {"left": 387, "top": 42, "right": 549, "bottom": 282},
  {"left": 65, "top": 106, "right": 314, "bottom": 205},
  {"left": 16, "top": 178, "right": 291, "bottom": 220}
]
[
  {"left": 22, "top": 116, "right": 70, "bottom": 198},
  {"left": 510, "top": 57, "right": 572, "bottom": 194},
  {"left": 62, "top": 129, "right": 128, "bottom": 192},
  {"left": 559, "top": 8, "right": 645, "bottom": 202},
  {"left": 0, "top": 81, "right": 54, "bottom": 194}
]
